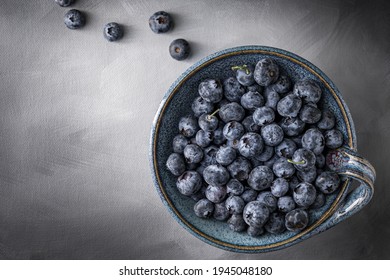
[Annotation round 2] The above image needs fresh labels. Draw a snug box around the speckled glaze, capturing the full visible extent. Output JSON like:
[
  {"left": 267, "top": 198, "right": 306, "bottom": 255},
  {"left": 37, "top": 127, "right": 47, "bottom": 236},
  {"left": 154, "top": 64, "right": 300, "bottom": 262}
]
[{"left": 149, "top": 46, "right": 375, "bottom": 253}]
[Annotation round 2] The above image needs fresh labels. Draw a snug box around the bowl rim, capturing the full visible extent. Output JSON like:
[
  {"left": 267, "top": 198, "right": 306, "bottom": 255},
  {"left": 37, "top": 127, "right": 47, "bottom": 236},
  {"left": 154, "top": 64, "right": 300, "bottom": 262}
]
[{"left": 149, "top": 45, "right": 356, "bottom": 253}]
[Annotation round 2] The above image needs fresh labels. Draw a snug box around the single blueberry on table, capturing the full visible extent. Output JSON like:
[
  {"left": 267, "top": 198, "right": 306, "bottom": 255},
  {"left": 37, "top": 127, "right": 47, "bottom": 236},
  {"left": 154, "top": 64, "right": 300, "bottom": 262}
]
[
  {"left": 194, "top": 198, "right": 214, "bottom": 218},
  {"left": 238, "top": 132, "right": 264, "bottom": 158},
  {"left": 261, "top": 123, "right": 284, "bottom": 146},
  {"left": 293, "top": 182, "right": 317, "bottom": 207},
  {"left": 191, "top": 96, "right": 214, "bottom": 117},
  {"left": 241, "top": 188, "right": 259, "bottom": 203},
  {"left": 183, "top": 144, "right": 203, "bottom": 164},
  {"left": 226, "top": 179, "right": 245, "bottom": 195},
  {"left": 64, "top": 9, "right": 86, "bottom": 29},
  {"left": 225, "top": 195, "right": 246, "bottom": 214},
  {"left": 324, "top": 129, "right": 344, "bottom": 149},
  {"left": 272, "top": 157, "right": 296, "bottom": 178},
  {"left": 275, "top": 138, "right": 297, "bottom": 158},
  {"left": 256, "top": 191, "right": 278, "bottom": 212},
  {"left": 277, "top": 196, "right": 296, "bottom": 213},
  {"left": 195, "top": 130, "right": 213, "bottom": 147},
  {"left": 240, "top": 91, "right": 264, "bottom": 111},
  {"left": 253, "top": 106, "right": 275, "bottom": 126},
  {"left": 213, "top": 201, "right": 230, "bottom": 221},
  {"left": 223, "top": 77, "right": 246, "bottom": 102},
  {"left": 317, "top": 110, "right": 336, "bottom": 130},
  {"left": 203, "top": 164, "right": 230, "bottom": 186},
  {"left": 223, "top": 121, "right": 245, "bottom": 140},
  {"left": 169, "top": 39, "right": 191, "bottom": 61},
  {"left": 243, "top": 201, "right": 270, "bottom": 228},
  {"left": 149, "top": 11, "right": 173, "bottom": 33},
  {"left": 178, "top": 115, "right": 199, "bottom": 137},
  {"left": 248, "top": 166, "right": 274, "bottom": 191},
  {"left": 270, "top": 177, "right": 289, "bottom": 197},
  {"left": 293, "top": 79, "right": 322, "bottom": 104},
  {"left": 242, "top": 115, "right": 260, "bottom": 133},
  {"left": 228, "top": 214, "right": 247, "bottom": 232},
  {"left": 254, "top": 58, "right": 279, "bottom": 86},
  {"left": 166, "top": 153, "right": 186, "bottom": 176},
  {"left": 198, "top": 79, "right": 223, "bottom": 103},
  {"left": 285, "top": 209, "right": 309, "bottom": 232},
  {"left": 176, "top": 171, "right": 202, "bottom": 196},
  {"left": 265, "top": 212, "right": 286, "bottom": 234},
  {"left": 263, "top": 86, "right": 280, "bottom": 110},
  {"left": 232, "top": 64, "right": 255, "bottom": 86},
  {"left": 247, "top": 226, "right": 264, "bottom": 237},
  {"left": 205, "top": 185, "right": 227, "bottom": 203},
  {"left": 273, "top": 74, "right": 291, "bottom": 94},
  {"left": 301, "top": 128, "right": 325, "bottom": 155},
  {"left": 216, "top": 146, "right": 237, "bottom": 166},
  {"left": 315, "top": 171, "right": 340, "bottom": 194},
  {"left": 299, "top": 103, "right": 322, "bottom": 124},
  {"left": 227, "top": 156, "right": 252, "bottom": 181},
  {"left": 55, "top": 0, "right": 75, "bottom": 7},
  {"left": 198, "top": 112, "right": 219, "bottom": 131},
  {"left": 277, "top": 93, "right": 302, "bottom": 118},
  {"left": 219, "top": 102, "right": 245, "bottom": 123},
  {"left": 280, "top": 116, "right": 306, "bottom": 137},
  {"left": 172, "top": 134, "right": 189, "bottom": 154},
  {"left": 103, "top": 22, "right": 124, "bottom": 42}
]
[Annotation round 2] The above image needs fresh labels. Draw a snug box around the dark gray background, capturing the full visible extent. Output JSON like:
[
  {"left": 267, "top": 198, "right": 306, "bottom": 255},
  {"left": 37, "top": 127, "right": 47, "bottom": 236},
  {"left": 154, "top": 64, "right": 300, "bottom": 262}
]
[{"left": 0, "top": 0, "right": 389, "bottom": 259}]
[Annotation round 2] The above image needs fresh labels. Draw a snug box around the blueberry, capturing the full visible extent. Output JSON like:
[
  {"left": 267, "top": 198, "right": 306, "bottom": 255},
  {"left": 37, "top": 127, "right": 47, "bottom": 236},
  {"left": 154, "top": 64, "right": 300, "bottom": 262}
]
[
  {"left": 311, "top": 193, "right": 326, "bottom": 209},
  {"left": 272, "top": 157, "right": 295, "bottom": 178},
  {"left": 179, "top": 115, "right": 199, "bottom": 137},
  {"left": 240, "top": 91, "right": 264, "bottom": 110},
  {"left": 288, "top": 176, "right": 300, "bottom": 191},
  {"left": 247, "top": 226, "right": 264, "bottom": 237},
  {"left": 271, "top": 178, "right": 289, "bottom": 197},
  {"left": 316, "top": 153, "right": 325, "bottom": 168},
  {"left": 255, "top": 145, "right": 274, "bottom": 161},
  {"left": 261, "top": 124, "right": 284, "bottom": 146},
  {"left": 256, "top": 191, "right": 278, "bottom": 212},
  {"left": 275, "top": 139, "right": 297, "bottom": 158},
  {"left": 290, "top": 135, "right": 303, "bottom": 147},
  {"left": 195, "top": 130, "right": 213, "bottom": 147},
  {"left": 219, "top": 102, "right": 245, "bottom": 122},
  {"left": 217, "top": 98, "right": 230, "bottom": 108},
  {"left": 195, "top": 165, "right": 206, "bottom": 176},
  {"left": 293, "top": 79, "right": 322, "bottom": 104},
  {"left": 254, "top": 58, "right": 279, "bottom": 86},
  {"left": 291, "top": 148, "right": 316, "bottom": 171},
  {"left": 238, "top": 132, "right": 264, "bottom": 158},
  {"left": 253, "top": 106, "right": 275, "bottom": 126},
  {"left": 149, "top": 11, "right": 173, "bottom": 34},
  {"left": 64, "top": 9, "right": 86, "bottom": 29},
  {"left": 223, "top": 77, "right": 246, "bottom": 102},
  {"left": 293, "top": 182, "right": 317, "bottom": 207},
  {"left": 55, "top": 0, "right": 75, "bottom": 7},
  {"left": 216, "top": 146, "right": 237, "bottom": 166},
  {"left": 203, "top": 164, "right": 230, "bottom": 186},
  {"left": 296, "top": 166, "right": 317, "bottom": 183},
  {"left": 176, "top": 171, "right": 202, "bottom": 196},
  {"left": 273, "top": 74, "right": 291, "bottom": 94},
  {"left": 226, "top": 139, "right": 240, "bottom": 150},
  {"left": 169, "top": 39, "right": 190, "bottom": 61},
  {"left": 263, "top": 87, "right": 280, "bottom": 110},
  {"left": 317, "top": 110, "right": 335, "bottom": 130},
  {"left": 190, "top": 185, "right": 207, "bottom": 201},
  {"left": 213, "top": 202, "right": 230, "bottom": 221},
  {"left": 280, "top": 116, "right": 305, "bottom": 137},
  {"left": 285, "top": 209, "right": 309, "bottom": 232},
  {"left": 277, "top": 93, "right": 302, "bottom": 118},
  {"left": 247, "top": 84, "right": 263, "bottom": 93},
  {"left": 198, "top": 113, "right": 218, "bottom": 132},
  {"left": 172, "top": 134, "right": 189, "bottom": 154},
  {"left": 248, "top": 166, "right": 274, "bottom": 191},
  {"left": 225, "top": 195, "right": 246, "bottom": 214},
  {"left": 103, "top": 22, "right": 124, "bottom": 42},
  {"left": 263, "top": 154, "right": 280, "bottom": 169},
  {"left": 277, "top": 196, "right": 296, "bottom": 213},
  {"left": 315, "top": 171, "right": 340, "bottom": 194},
  {"left": 226, "top": 179, "right": 245, "bottom": 195},
  {"left": 301, "top": 128, "right": 325, "bottom": 155},
  {"left": 240, "top": 189, "right": 258, "bottom": 204},
  {"left": 299, "top": 103, "right": 322, "bottom": 124},
  {"left": 227, "top": 214, "right": 247, "bottom": 232},
  {"left": 213, "top": 123, "right": 226, "bottom": 145},
  {"left": 243, "top": 201, "right": 270, "bottom": 228},
  {"left": 232, "top": 64, "right": 255, "bottom": 86},
  {"left": 205, "top": 185, "right": 227, "bottom": 203},
  {"left": 223, "top": 121, "right": 245, "bottom": 140},
  {"left": 242, "top": 115, "right": 260, "bottom": 133},
  {"left": 191, "top": 97, "right": 214, "bottom": 117},
  {"left": 198, "top": 79, "right": 223, "bottom": 103},
  {"left": 194, "top": 198, "right": 214, "bottom": 218},
  {"left": 227, "top": 156, "right": 252, "bottom": 181},
  {"left": 265, "top": 212, "right": 286, "bottom": 234},
  {"left": 201, "top": 145, "right": 218, "bottom": 166},
  {"left": 324, "top": 129, "right": 343, "bottom": 149},
  {"left": 183, "top": 144, "right": 203, "bottom": 164},
  {"left": 166, "top": 153, "right": 186, "bottom": 176}
]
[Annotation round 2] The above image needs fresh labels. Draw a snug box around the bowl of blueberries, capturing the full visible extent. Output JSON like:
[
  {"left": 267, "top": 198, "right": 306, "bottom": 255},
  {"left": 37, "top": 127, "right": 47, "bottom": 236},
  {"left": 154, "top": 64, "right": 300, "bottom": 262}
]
[{"left": 149, "top": 45, "right": 375, "bottom": 253}]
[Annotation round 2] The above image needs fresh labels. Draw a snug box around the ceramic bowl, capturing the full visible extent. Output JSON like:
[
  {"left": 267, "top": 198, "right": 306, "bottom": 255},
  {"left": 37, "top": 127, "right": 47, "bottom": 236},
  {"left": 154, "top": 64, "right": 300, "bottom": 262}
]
[{"left": 149, "top": 46, "right": 375, "bottom": 253}]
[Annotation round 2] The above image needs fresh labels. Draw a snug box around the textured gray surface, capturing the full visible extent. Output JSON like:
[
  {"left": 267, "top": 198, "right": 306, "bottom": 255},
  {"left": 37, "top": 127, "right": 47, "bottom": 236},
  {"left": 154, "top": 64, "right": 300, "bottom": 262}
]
[{"left": 0, "top": 0, "right": 389, "bottom": 259}]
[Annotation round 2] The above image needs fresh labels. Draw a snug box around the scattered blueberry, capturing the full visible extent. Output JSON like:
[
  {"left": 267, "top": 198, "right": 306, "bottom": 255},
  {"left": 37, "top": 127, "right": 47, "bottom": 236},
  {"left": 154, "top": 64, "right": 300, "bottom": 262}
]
[
  {"left": 64, "top": 9, "right": 86, "bottom": 29},
  {"left": 55, "top": 0, "right": 75, "bottom": 7},
  {"left": 311, "top": 193, "right": 326, "bottom": 209},
  {"left": 103, "top": 22, "right": 123, "bottom": 42},
  {"left": 169, "top": 39, "right": 191, "bottom": 60},
  {"left": 149, "top": 11, "right": 173, "bottom": 33}
]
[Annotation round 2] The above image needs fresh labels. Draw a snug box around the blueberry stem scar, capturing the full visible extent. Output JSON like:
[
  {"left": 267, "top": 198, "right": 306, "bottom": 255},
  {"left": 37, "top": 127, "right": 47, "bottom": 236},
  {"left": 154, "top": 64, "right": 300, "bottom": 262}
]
[
  {"left": 231, "top": 65, "right": 250, "bottom": 75},
  {"left": 287, "top": 159, "right": 305, "bottom": 165},
  {"left": 207, "top": 109, "right": 220, "bottom": 120}
]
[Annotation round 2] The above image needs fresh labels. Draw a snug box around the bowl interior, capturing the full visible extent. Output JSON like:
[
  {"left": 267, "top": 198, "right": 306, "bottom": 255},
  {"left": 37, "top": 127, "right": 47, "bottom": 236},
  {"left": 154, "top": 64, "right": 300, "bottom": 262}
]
[{"left": 151, "top": 46, "right": 355, "bottom": 252}]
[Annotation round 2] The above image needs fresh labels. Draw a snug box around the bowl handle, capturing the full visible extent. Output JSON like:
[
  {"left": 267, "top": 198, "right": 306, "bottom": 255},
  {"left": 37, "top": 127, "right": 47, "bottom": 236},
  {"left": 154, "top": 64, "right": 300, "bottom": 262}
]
[{"left": 321, "top": 147, "right": 375, "bottom": 227}]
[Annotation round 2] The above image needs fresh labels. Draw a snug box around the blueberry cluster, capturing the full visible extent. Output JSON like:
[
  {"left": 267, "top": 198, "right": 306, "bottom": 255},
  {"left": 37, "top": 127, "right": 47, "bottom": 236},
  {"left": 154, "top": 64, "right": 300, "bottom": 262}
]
[{"left": 166, "top": 59, "right": 344, "bottom": 236}]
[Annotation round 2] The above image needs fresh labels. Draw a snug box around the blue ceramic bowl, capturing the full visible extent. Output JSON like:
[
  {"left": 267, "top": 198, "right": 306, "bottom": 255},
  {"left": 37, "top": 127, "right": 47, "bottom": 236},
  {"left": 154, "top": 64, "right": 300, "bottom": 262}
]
[{"left": 149, "top": 46, "right": 375, "bottom": 253}]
